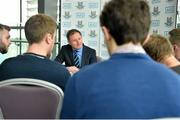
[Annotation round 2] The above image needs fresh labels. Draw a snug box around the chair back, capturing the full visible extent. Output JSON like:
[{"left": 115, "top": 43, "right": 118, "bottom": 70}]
[{"left": 0, "top": 78, "right": 64, "bottom": 119}]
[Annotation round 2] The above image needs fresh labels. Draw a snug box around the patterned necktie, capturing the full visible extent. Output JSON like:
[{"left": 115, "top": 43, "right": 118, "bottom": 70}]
[{"left": 73, "top": 50, "right": 80, "bottom": 68}]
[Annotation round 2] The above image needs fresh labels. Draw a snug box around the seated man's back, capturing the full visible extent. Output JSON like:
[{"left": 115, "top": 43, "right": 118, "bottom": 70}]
[
  {"left": 0, "top": 53, "right": 70, "bottom": 91},
  {"left": 0, "top": 14, "right": 70, "bottom": 91}
]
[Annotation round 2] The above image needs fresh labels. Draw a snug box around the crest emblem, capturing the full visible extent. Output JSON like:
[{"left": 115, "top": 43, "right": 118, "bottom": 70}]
[
  {"left": 89, "top": 11, "right": 97, "bottom": 19},
  {"left": 165, "top": 17, "right": 173, "bottom": 27},
  {"left": 152, "top": 7, "right": 160, "bottom": 16},
  {"left": 63, "top": 11, "right": 71, "bottom": 19},
  {"left": 89, "top": 30, "right": 97, "bottom": 38},
  {"left": 76, "top": 21, "right": 84, "bottom": 28},
  {"left": 76, "top": 2, "right": 84, "bottom": 9}
]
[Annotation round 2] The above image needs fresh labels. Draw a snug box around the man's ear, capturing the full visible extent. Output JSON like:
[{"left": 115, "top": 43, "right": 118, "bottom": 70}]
[
  {"left": 102, "top": 26, "right": 112, "bottom": 42},
  {"left": 173, "top": 44, "right": 179, "bottom": 52},
  {"left": 45, "top": 33, "right": 53, "bottom": 44}
]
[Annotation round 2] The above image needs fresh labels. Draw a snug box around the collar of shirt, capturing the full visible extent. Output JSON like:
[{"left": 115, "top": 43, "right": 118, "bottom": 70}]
[
  {"left": 23, "top": 52, "right": 47, "bottom": 59},
  {"left": 73, "top": 47, "right": 83, "bottom": 56},
  {"left": 113, "top": 42, "right": 146, "bottom": 54}
]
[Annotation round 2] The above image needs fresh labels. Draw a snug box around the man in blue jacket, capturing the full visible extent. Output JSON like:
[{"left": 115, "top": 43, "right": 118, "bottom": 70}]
[{"left": 61, "top": 0, "right": 180, "bottom": 118}]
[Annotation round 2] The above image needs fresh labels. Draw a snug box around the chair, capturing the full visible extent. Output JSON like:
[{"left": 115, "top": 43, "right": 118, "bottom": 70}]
[
  {"left": 0, "top": 78, "right": 64, "bottom": 119},
  {"left": 0, "top": 107, "right": 3, "bottom": 119}
]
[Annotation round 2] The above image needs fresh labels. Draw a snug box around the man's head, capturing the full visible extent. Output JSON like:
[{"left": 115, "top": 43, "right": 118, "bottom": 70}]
[
  {"left": 143, "top": 34, "right": 174, "bottom": 62},
  {"left": 100, "top": 0, "right": 150, "bottom": 54},
  {"left": 25, "top": 14, "right": 57, "bottom": 57},
  {"left": 0, "top": 24, "right": 11, "bottom": 54},
  {"left": 66, "top": 29, "right": 83, "bottom": 50},
  {"left": 169, "top": 28, "right": 180, "bottom": 61}
]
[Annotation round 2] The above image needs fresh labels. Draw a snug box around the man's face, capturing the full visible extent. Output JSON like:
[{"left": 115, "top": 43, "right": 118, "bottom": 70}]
[
  {"left": 174, "top": 45, "right": 180, "bottom": 61},
  {"left": 0, "top": 29, "right": 11, "bottom": 54},
  {"left": 68, "top": 32, "right": 83, "bottom": 50}
]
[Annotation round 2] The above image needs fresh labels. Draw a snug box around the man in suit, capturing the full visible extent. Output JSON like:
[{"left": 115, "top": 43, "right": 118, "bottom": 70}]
[
  {"left": 0, "top": 24, "right": 11, "bottom": 54},
  {"left": 61, "top": 0, "right": 180, "bottom": 118},
  {"left": 55, "top": 29, "right": 97, "bottom": 74},
  {"left": 0, "top": 14, "right": 70, "bottom": 91}
]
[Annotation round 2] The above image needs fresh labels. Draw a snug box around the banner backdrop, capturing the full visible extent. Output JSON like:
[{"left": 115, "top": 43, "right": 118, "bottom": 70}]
[
  {"left": 61, "top": 0, "right": 110, "bottom": 59},
  {"left": 61, "top": 0, "right": 178, "bottom": 59},
  {"left": 148, "top": 0, "right": 177, "bottom": 37}
]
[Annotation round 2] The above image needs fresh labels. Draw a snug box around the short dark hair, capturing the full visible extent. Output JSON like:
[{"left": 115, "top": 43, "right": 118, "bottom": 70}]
[
  {"left": 25, "top": 14, "right": 57, "bottom": 44},
  {"left": 0, "top": 24, "right": 11, "bottom": 31},
  {"left": 143, "top": 34, "right": 173, "bottom": 62},
  {"left": 66, "top": 29, "right": 82, "bottom": 41},
  {"left": 100, "top": 0, "right": 150, "bottom": 45},
  {"left": 169, "top": 28, "right": 180, "bottom": 47}
]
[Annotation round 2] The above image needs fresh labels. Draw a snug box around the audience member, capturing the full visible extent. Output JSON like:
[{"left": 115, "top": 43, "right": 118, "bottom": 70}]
[
  {"left": 0, "top": 24, "right": 11, "bottom": 54},
  {"left": 61, "top": 0, "right": 180, "bottom": 118},
  {"left": 143, "top": 34, "right": 180, "bottom": 74},
  {"left": 169, "top": 28, "right": 180, "bottom": 61},
  {"left": 0, "top": 14, "right": 70, "bottom": 91},
  {"left": 55, "top": 29, "right": 97, "bottom": 74}
]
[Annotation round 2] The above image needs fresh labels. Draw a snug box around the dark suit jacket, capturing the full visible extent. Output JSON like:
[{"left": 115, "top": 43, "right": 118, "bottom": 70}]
[{"left": 55, "top": 44, "right": 97, "bottom": 68}]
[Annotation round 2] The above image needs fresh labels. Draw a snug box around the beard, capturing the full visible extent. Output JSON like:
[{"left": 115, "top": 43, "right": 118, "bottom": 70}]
[
  {"left": 1, "top": 48, "right": 8, "bottom": 54},
  {"left": 0, "top": 45, "right": 8, "bottom": 54}
]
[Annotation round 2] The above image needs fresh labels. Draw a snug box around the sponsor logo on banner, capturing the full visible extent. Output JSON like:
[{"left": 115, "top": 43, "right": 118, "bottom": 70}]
[
  {"left": 88, "top": 2, "right": 98, "bottom": 9},
  {"left": 165, "top": 6, "right": 175, "bottom": 13},
  {"left": 151, "top": 0, "right": 160, "bottom": 4},
  {"left": 89, "top": 30, "right": 97, "bottom": 38},
  {"left": 151, "top": 20, "right": 160, "bottom": 27},
  {"left": 88, "top": 22, "right": 98, "bottom": 28},
  {"left": 63, "top": 11, "right": 71, "bottom": 19},
  {"left": 63, "top": 3, "right": 72, "bottom": 9},
  {"left": 152, "top": 6, "right": 160, "bottom": 16},
  {"left": 76, "top": 2, "right": 84, "bottom": 9},
  {"left": 62, "top": 22, "right": 71, "bottom": 28},
  {"left": 89, "top": 11, "right": 97, "bottom": 19},
  {"left": 166, "top": 0, "right": 175, "bottom": 2},
  {"left": 165, "top": 17, "right": 173, "bottom": 27},
  {"left": 76, "top": 12, "right": 85, "bottom": 18},
  {"left": 88, "top": 40, "right": 97, "bottom": 47}
]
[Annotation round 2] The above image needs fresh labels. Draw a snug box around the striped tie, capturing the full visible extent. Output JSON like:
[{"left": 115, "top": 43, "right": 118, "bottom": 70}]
[{"left": 73, "top": 50, "right": 80, "bottom": 68}]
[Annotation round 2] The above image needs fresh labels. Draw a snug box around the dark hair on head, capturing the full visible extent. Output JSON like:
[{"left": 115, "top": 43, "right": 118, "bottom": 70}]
[
  {"left": 0, "top": 24, "right": 11, "bottom": 31},
  {"left": 100, "top": 0, "right": 150, "bottom": 45},
  {"left": 169, "top": 28, "right": 180, "bottom": 46},
  {"left": 66, "top": 29, "right": 82, "bottom": 41},
  {"left": 25, "top": 14, "right": 57, "bottom": 44}
]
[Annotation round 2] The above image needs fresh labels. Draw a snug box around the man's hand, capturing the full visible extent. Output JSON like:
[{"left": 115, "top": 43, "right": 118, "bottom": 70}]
[{"left": 66, "top": 66, "right": 79, "bottom": 75}]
